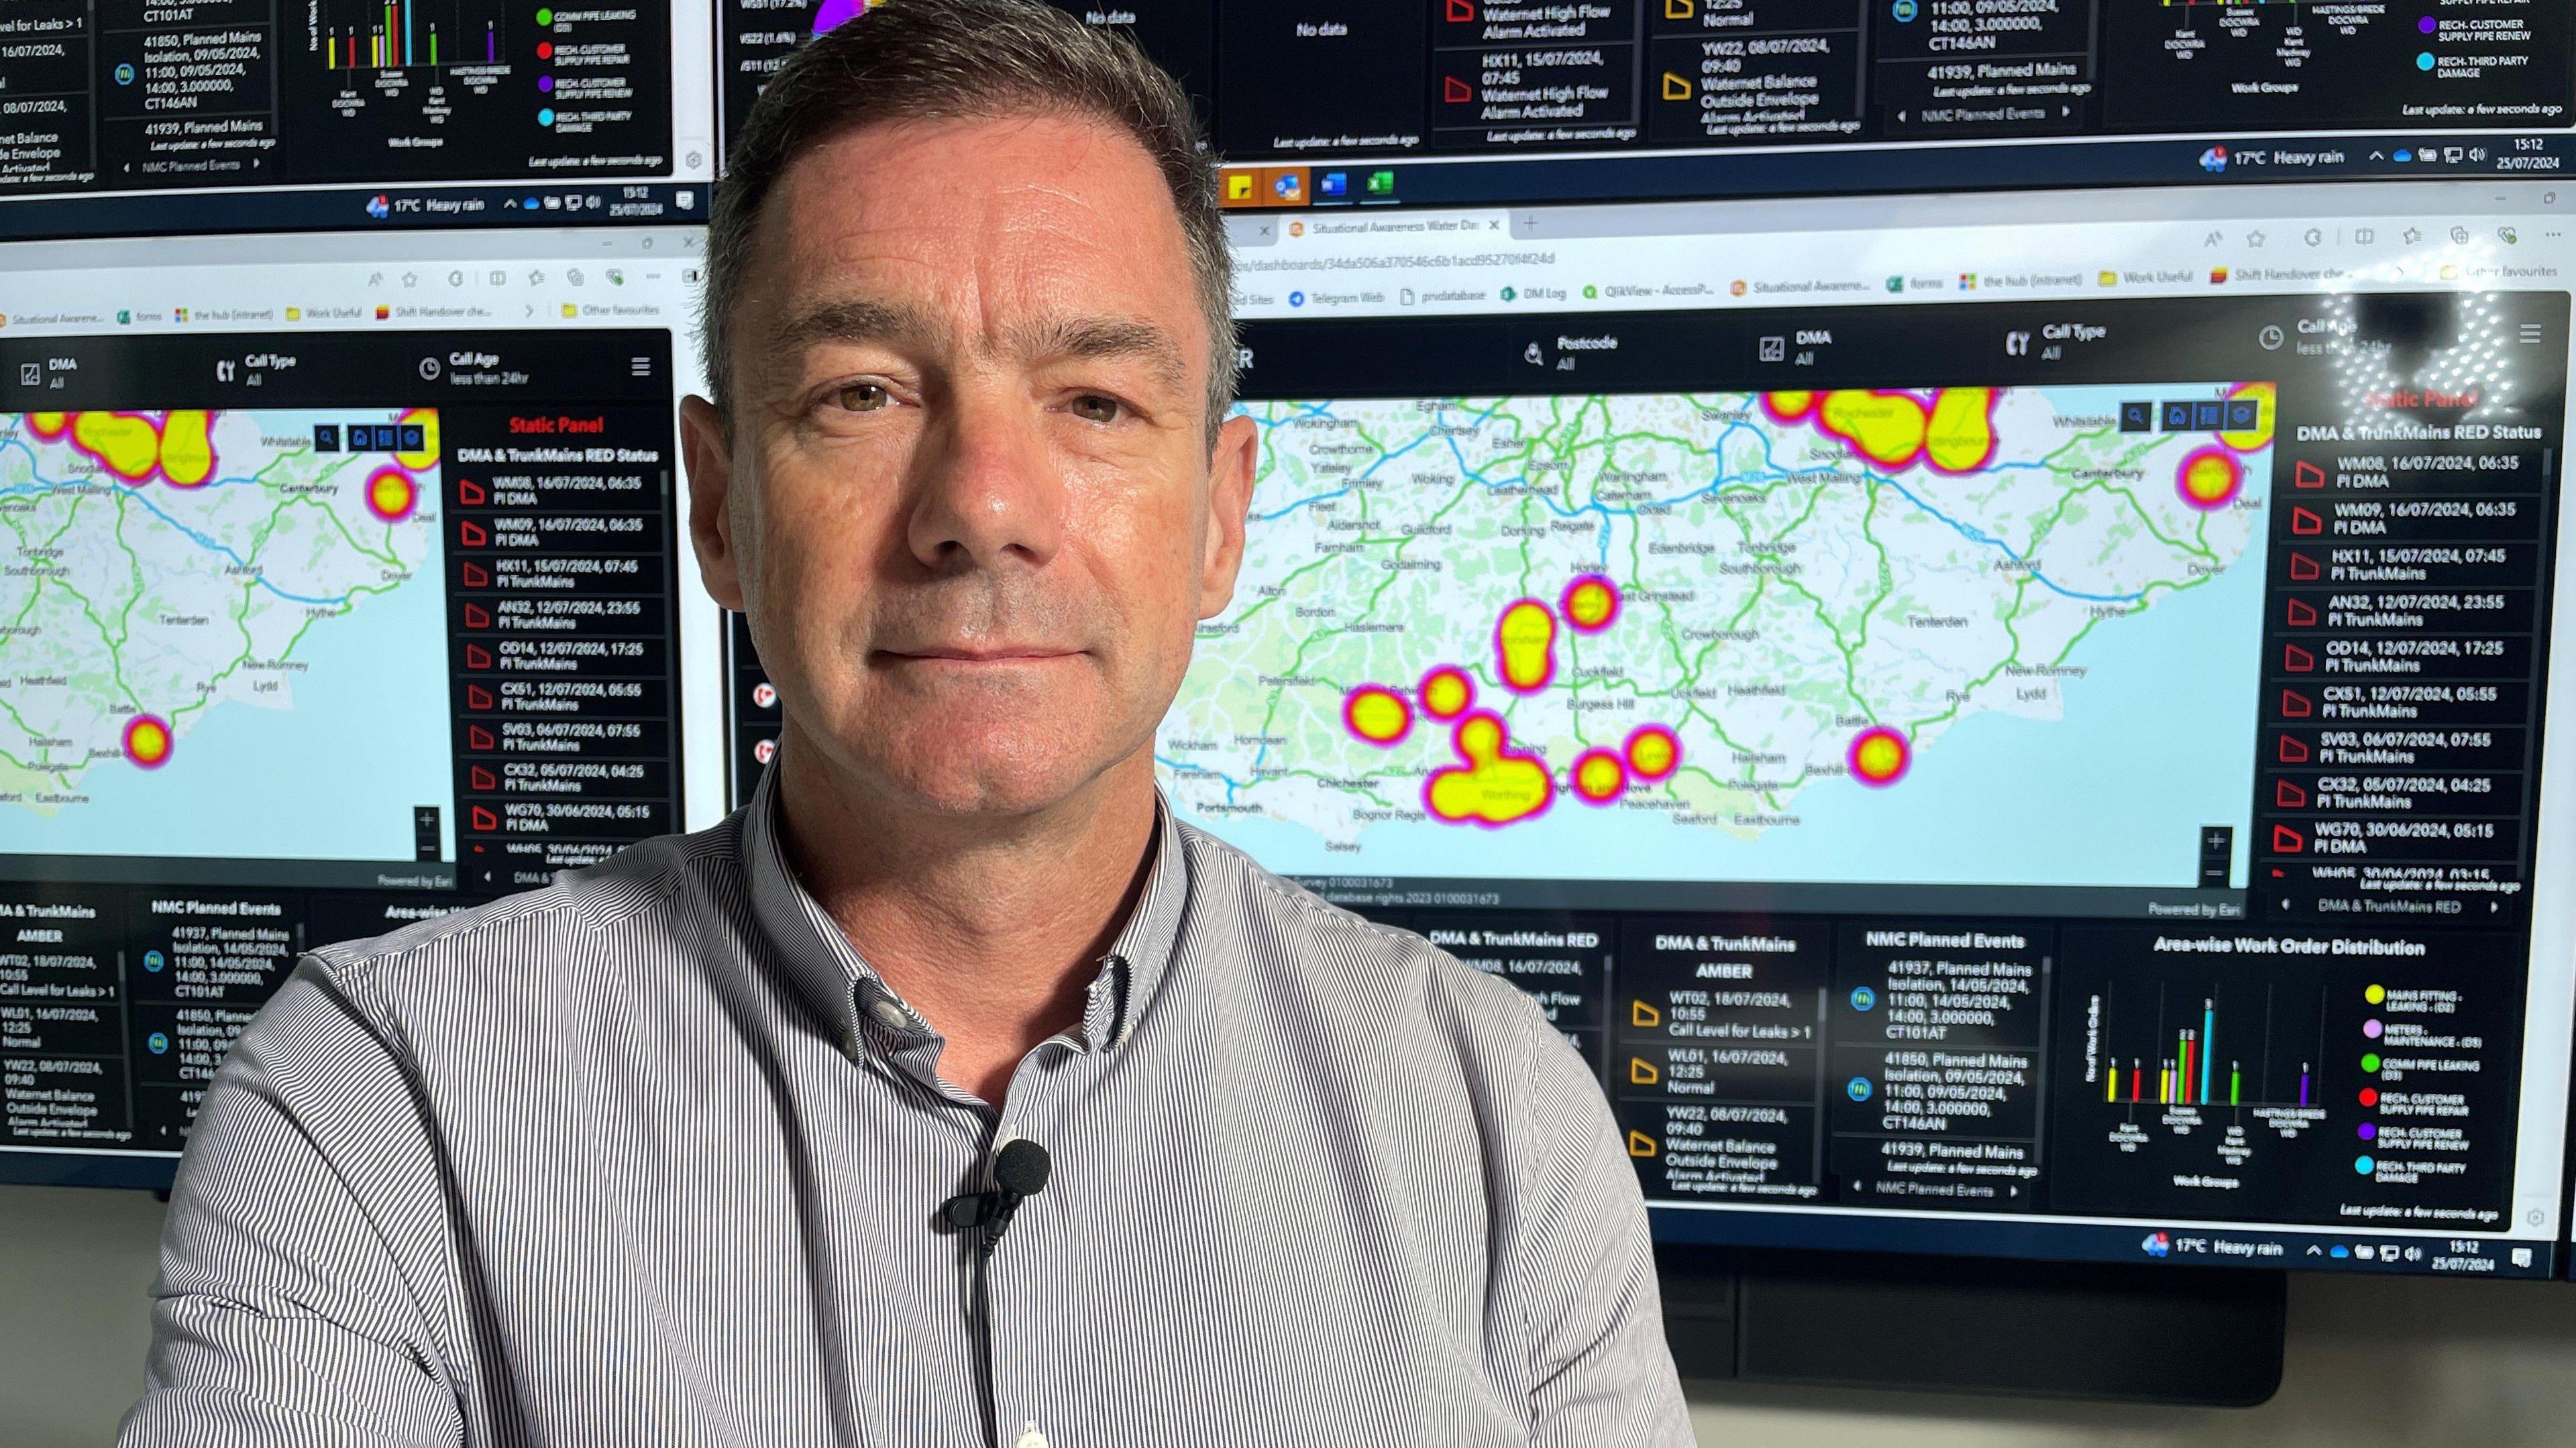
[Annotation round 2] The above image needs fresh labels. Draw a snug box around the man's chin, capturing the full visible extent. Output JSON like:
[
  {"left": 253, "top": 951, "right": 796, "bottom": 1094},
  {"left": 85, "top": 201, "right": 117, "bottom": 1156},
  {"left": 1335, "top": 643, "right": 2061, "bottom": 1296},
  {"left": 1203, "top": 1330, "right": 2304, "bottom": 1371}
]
[{"left": 851, "top": 744, "right": 1112, "bottom": 821}]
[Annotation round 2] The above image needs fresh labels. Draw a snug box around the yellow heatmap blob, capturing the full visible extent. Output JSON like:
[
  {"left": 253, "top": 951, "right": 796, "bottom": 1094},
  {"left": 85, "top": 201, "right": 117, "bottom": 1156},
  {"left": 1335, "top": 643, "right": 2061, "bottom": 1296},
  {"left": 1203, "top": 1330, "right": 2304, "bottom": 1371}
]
[
  {"left": 1764, "top": 391, "right": 1817, "bottom": 419},
  {"left": 1851, "top": 729, "right": 1909, "bottom": 783},
  {"left": 1563, "top": 576, "right": 1617, "bottom": 632},
  {"left": 1495, "top": 600, "right": 1556, "bottom": 692},
  {"left": 74, "top": 412, "right": 162, "bottom": 481},
  {"left": 1573, "top": 750, "right": 1626, "bottom": 803},
  {"left": 2219, "top": 382, "right": 2275, "bottom": 452},
  {"left": 1923, "top": 388, "right": 1996, "bottom": 472},
  {"left": 28, "top": 412, "right": 68, "bottom": 438},
  {"left": 1343, "top": 685, "right": 1411, "bottom": 745},
  {"left": 158, "top": 410, "right": 215, "bottom": 486},
  {"left": 366, "top": 469, "right": 418, "bottom": 522},
  {"left": 1625, "top": 726, "right": 1678, "bottom": 780},
  {"left": 1426, "top": 714, "right": 1552, "bottom": 826},
  {"left": 1419, "top": 667, "right": 1473, "bottom": 720},
  {"left": 123, "top": 715, "right": 172, "bottom": 767},
  {"left": 2179, "top": 451, "right": 2241, "bottom": 509},
  {"left": 1817, "top": 390, "right": 1929, "bottom": 467}
]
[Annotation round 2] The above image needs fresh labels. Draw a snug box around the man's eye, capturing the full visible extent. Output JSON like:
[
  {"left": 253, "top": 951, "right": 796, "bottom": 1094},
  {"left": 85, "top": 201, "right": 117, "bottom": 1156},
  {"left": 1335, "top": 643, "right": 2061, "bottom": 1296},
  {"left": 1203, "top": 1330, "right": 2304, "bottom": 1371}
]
[
  {"left": 1070, "top": 394, "right": 1125, "bottom": 425},
  {"left": 832, "top": 382, "right": 894, "bottom": 413}
]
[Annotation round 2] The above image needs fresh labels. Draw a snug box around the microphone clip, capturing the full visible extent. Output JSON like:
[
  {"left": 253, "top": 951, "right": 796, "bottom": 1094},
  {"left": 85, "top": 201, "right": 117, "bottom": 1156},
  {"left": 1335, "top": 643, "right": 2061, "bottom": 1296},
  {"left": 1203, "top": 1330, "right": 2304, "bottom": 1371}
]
[{"left": 939, "top": 1139, "right": 1052, "bottom": 1257}]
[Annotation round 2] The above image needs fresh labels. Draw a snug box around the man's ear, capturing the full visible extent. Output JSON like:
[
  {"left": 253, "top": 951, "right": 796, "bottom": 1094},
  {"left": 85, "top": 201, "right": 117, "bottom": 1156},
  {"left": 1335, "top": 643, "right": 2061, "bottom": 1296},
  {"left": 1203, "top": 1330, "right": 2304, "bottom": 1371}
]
[
  {"left": 678, "top": 395, "right": 746, "bottom": 613},
  {"left": 1197, "top": 412, "right": 1256, "bottom": 620}
]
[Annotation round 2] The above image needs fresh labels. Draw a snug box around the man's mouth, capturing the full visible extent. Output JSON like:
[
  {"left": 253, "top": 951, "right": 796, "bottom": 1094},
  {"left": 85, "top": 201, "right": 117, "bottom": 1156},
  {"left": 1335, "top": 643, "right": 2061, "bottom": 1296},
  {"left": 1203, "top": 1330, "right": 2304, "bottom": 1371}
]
[{"left": 873, "top": 645, "right": 1082, "bottom": 664}]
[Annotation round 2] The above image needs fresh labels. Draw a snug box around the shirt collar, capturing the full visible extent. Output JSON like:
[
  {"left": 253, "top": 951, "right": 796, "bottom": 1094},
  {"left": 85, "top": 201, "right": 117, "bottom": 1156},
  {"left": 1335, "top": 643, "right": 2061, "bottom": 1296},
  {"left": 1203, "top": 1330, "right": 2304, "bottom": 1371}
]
[{"left": 740, "top": 759, "right": 1189, "bottom": 1060}]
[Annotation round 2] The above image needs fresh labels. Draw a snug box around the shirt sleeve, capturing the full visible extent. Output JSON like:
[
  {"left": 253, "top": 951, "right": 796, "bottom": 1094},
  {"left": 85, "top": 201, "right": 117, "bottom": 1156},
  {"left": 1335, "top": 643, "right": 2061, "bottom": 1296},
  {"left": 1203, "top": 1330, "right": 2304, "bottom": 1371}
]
[
  {"left": 117, "top": 962, "right": 467, "bottom": 1448},
  {"left": 1517, "top": 1023, "right": 1696, "bottom": 1447}
]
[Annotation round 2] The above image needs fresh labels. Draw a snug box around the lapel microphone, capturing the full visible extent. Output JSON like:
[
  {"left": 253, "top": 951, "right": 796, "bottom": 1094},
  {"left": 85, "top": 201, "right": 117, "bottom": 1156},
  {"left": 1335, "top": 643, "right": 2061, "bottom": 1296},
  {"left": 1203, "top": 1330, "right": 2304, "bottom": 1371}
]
[{"left": 941, "top": 1138, "right": 1053, "bottom": 1256}]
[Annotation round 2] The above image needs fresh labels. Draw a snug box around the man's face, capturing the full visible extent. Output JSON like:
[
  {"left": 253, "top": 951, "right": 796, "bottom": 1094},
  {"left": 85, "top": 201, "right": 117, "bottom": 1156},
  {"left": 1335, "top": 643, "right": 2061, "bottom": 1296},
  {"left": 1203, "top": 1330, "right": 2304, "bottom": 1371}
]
[{"left": 682, "top": 115, "right": 1256, "bottom": 820}]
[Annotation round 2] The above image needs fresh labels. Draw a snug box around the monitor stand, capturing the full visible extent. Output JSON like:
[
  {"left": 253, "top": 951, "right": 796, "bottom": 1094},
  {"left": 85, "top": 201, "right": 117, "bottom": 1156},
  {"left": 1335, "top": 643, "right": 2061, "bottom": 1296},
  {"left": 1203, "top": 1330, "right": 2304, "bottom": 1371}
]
[{"left": 1658, "top": 1245, "right": 2286, "bottom": 1406}]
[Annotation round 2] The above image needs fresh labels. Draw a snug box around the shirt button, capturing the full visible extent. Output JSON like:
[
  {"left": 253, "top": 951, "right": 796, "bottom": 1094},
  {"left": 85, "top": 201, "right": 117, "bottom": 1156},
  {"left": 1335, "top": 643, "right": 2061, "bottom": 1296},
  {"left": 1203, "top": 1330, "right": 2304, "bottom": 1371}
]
[
  {"left": 871, "top": 999, "right": 912, "bottom": 1031},
  {"left": 1014, "top": 1427, "right": 1048, "bottom": 1448}
]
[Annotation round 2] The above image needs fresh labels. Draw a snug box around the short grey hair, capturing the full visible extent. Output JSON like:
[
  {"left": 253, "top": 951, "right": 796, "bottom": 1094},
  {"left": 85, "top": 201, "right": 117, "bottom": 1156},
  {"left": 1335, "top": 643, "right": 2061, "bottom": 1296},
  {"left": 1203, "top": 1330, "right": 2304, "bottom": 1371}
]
[{"left": 700, "top": 0, "right": 1238, "bottom": 433}]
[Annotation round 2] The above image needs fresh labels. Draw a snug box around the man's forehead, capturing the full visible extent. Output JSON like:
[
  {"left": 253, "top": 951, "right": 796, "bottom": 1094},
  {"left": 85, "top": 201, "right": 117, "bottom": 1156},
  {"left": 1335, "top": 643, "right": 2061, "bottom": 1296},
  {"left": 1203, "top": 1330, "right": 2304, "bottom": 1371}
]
[
  {"left": 737, "top": 115, "right": 1195, "bottom": 374},
  {"left": 761, "top": 114, "right": 1183, "bottom": 268}
]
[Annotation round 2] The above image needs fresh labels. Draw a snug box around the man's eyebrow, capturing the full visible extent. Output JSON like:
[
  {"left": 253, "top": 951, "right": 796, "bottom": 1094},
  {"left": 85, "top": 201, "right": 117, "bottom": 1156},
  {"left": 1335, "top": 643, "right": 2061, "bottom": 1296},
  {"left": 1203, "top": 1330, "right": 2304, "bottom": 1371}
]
[
  {"left": 1015, "top": 317, "right": 1193, "bottom": 392},
  {"left": 767, "top": 302, "right": 1194, "bottom": 393},
  {"left": 769, "top": 297, "right": 938, "bottom": 355}
]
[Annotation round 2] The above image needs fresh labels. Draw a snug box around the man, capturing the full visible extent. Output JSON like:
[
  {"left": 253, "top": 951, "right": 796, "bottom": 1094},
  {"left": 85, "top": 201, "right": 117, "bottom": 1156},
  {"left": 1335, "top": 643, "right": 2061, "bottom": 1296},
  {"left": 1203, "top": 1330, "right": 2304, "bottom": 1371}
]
[{"left": 119, "top": 1, "right": 1690, "bottom": 1442}]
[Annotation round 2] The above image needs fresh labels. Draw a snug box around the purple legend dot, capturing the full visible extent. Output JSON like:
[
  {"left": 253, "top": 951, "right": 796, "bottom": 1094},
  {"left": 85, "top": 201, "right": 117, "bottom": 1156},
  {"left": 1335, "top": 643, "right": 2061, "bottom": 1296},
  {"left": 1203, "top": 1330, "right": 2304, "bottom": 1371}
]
[
  {"left": 2418, "top": 15, "right": 2435, "bottom": 32},
  {"left": 2363, "top": 1018, "right": 2383, "bottom": 1039},
  {"left": 2359, "top": 1122, "right": 2378, "bottom": 1141},
  {"left": 539, "top": 75, "right": 555, "bottom": 93}
]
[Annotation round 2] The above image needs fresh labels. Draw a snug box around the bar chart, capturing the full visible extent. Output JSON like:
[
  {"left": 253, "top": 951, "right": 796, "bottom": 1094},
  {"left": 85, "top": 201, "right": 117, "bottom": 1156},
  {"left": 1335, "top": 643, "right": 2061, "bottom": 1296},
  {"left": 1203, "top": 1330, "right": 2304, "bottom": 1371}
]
[
  {"left": 321, "top": 0, "right": 504, "bottom": 71},
  {"left": 2053, "top": 926, "right": 2521, "bottom": 1224},
  {"left": 2099, "top": 981, "right": 2329, "bottom": 1115}
]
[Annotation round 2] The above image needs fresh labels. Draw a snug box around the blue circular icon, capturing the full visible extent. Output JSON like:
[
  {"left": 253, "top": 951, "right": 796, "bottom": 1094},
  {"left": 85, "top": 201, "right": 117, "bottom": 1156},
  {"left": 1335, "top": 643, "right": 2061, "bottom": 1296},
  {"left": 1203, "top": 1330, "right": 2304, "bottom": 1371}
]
[
  {"left": 115, "top": 62, "right": 136, "bottom": 85},
  {"left": 146, "top": 1032, "right": 170, "bottom": 1055},
  {"left": 143, "top": 949, "right": 166, "bottom": 972},
  {"left": 1849, "top": 985, "right": 1876, "bottom": 1012},
  {"left": 538, "top": 107, "right": 557, "bottom": 126},
  {"left": 2354, "top": 1155, "right": 2376, "bottom": 1175},
  {"left": 1846, "top": 1076, "right": 1874, "bottom": 1103},
  {"left": 1288, "top": 290, "right": 1305, "bottom": 308},
  {"left": 1891, "top": 0, "right": 1917, "bottom": 19},
  {"left": 2415, "top": 52, "right": 2434, "bottom": 71}
]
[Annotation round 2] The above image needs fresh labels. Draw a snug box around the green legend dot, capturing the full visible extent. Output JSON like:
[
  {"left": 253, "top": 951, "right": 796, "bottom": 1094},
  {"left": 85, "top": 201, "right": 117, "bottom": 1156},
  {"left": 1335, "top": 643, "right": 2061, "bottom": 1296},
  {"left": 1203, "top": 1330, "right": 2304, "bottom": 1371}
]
[
  {"left": 2361, "top": 1052, "right": 2382, "bottom": 1073},
  {"left": 2365, "top": 983, "right": 2386, "bottom": 1004},
  {"left": 536, "top": 7, "right": 552, "bottom": 23}
]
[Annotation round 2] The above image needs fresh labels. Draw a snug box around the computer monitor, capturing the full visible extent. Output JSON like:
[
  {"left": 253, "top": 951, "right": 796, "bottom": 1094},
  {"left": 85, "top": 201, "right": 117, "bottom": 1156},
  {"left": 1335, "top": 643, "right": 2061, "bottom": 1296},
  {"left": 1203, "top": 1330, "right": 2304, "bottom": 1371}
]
[
  {"left": 2, "top": 8, "right": 2566, "bottom": 1295},
  {"left": 1139, "top": 178, "right": 2571, "bottom": 1280},
  {"left": 0, "top": 1, "right": 716, "bottom": 241},
  {"left": 0, "top": 230, "right": 724, "bottom": 1186},
  {"left": 722, "top": 0, "right": 2573, "bottom": 205}
]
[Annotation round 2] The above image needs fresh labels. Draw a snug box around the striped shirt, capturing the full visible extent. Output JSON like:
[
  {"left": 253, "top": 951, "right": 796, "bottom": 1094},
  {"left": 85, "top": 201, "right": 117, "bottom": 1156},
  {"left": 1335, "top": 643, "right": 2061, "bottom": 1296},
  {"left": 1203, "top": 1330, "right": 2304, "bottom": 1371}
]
[{"left": 119, "top": 764, "right": 1691, "bottom": 1447}]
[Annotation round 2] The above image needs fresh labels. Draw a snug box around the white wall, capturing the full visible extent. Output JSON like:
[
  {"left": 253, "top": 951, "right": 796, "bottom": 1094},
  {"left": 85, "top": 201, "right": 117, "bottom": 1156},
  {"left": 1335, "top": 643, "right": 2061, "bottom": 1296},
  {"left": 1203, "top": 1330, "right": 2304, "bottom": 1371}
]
[{"left": 10, "top": 1181, "right": 2576, "bottom": 1445}]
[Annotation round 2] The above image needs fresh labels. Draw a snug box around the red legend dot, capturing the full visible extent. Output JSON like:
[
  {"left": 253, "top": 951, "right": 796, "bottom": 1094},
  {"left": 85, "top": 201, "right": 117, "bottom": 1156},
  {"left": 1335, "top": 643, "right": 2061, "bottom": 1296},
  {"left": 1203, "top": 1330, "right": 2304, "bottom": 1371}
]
[
  {"left": 2359, "top": 1087, "right": 2379, "bottom": 1108},
  {"left": 537, "top": 40, "right": 554, "bottom": 58}
]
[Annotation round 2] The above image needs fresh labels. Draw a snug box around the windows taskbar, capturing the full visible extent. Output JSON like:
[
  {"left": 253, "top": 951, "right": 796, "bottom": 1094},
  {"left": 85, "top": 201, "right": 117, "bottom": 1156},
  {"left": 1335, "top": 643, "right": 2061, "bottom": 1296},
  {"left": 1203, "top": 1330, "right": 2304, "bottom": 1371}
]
[
  {"left": 1218, "top": 131, "right": 2576, "bottom": 213},
  {"left": 1651, "top": 1205, "right": 2560, "bottom": 1279},
  {"left": 5, "top": 135, "right": 2561, "bottom": 242},
  {"left": 0, "top": 184, "right": 707, "bottom": 244}
]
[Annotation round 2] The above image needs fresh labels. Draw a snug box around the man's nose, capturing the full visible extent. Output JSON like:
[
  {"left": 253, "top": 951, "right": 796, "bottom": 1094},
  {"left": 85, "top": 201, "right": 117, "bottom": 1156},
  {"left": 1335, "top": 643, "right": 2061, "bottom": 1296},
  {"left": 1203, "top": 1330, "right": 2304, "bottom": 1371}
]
[{"left": 904, "top": 388, "right": 1068, "bottom": 572}]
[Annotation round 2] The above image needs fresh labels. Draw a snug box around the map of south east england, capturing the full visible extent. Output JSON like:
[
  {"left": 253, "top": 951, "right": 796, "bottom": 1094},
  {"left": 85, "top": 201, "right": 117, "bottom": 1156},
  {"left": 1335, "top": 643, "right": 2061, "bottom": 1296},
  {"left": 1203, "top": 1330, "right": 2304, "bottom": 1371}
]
[
  {"left": 0, "top": 408, "right": 453, "bottom": 865},
  {"left": 1159, "top": 384, "right": 2274, "bottom": 891}
]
